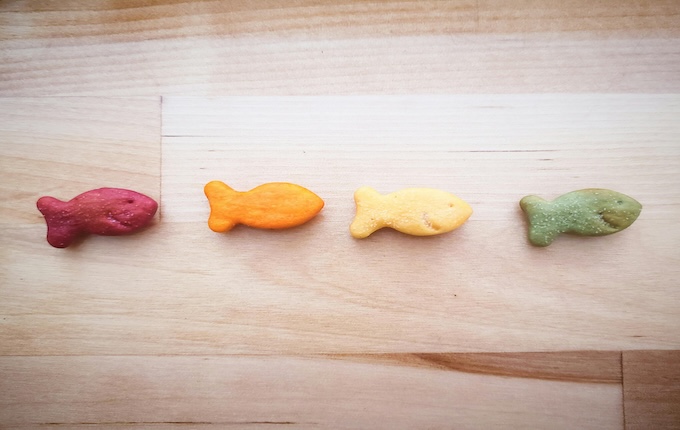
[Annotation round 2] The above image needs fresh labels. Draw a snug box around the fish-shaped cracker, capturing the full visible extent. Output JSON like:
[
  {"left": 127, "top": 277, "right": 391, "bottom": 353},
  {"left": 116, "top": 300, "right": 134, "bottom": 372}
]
[
  {"left": 204, "top": 181, "right": 324, "bottom": 232},
  {"left": 519, "top": 188, "right": 642, "bottom": 247},
  {"left": 37, "top": 188, "right": 158, "bottom": 248},
  {"left": 350, "top": 186, "right": 473, "bottom": 238}
]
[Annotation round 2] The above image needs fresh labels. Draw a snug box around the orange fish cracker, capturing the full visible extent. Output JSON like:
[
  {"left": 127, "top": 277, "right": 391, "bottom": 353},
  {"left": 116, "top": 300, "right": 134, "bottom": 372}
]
[{"left": 204, "top": 181, "right": 324, "bottom": 232}]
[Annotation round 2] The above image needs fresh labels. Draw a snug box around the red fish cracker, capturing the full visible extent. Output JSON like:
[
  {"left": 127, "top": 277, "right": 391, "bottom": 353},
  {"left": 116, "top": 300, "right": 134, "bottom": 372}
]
[
  {"left": 37, "top": 188, "right": 158, "bottom": 248},
  {"left": 204, "top": 181, "right": 324, "bottom": 232}
]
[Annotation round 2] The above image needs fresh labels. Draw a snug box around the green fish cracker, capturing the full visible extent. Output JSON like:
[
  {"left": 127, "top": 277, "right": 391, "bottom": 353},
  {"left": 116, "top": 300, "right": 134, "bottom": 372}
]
[{"left": 519, "top": 189, "right": 642, "bottom": 247}]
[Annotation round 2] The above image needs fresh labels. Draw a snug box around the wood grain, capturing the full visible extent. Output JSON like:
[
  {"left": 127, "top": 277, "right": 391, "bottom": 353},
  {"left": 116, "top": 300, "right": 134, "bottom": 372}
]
[
  {"left": 334, "top": 351, "right": 623, "bottom": 383},
  {"left": 0, "top": 97, "right": 161, "bottom": 225},
  {"left": 623, "top": 350, "right": 680, "bottom": 430},
  {"left": 2, "top": 95, "right": 678, "bottom": 357},
  {"left": 1, "top": 1, "right": 679, "bottom": 427},
  {"left": 158, "top": 95, "right": 678, "bottom": 354},
  {"left": 0, "top": 353, "right": 623, "bottom": 430},
  {"left": 0, "top": 97, "right": 162, "bottom": 358},
  {"left": 3, "top": 0, "right": 678, "bottom": 37},
  {"left": 1, "top": 1, "right": 679, "bottom": 95}
]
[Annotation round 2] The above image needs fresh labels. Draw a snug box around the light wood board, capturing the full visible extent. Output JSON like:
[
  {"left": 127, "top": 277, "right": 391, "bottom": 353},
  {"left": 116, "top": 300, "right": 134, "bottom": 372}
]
[
  {"left": 2, "top": 94, "right": 679, "bottom": 428},
  {"left": 1, "top": 1, "right": 679, "bottom": 95},
  {"left": 2, "top": 0, "right": 680, "bottom": 428},
  {"left": 2, "top": 95, "right": 679, "bottom": 356}
]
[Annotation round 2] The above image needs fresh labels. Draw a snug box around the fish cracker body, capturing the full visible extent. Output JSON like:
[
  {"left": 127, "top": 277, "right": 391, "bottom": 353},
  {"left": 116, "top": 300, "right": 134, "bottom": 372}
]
[
  {"left": 204, "top": 181, "right": 324, "bottom": 232},
  {"left": 36, "top": 188, "right": 158, "bottom": 248},
  {"left": 519, "top": 188, "right": 642, "bottom": 247},
  {"left": 350, "top": 187, "right": 472, "bottom": 238}
]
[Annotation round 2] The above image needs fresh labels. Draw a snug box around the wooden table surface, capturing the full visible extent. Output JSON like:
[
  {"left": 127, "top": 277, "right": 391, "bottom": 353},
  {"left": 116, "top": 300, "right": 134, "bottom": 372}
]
[{"left": 1, "top": 1, "right": 680, "bottom": 429}]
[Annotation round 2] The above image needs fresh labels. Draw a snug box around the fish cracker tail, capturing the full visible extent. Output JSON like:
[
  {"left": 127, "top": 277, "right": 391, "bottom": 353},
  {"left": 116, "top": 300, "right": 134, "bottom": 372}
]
[
  {"left": 519, "top": 195, "right": 546, "bottom": 213},
  {"left": 349, "top": 187, "right": 383, "bottom": 238},
  {"left": 527, "top": 227, "right": 560, "bottom": 247},
  {"left": 36, "top": 196, "right": 64, "bottom": 215},
  {"left": 204, "top": 181, "right": 239, "bottom": 232},
  {"left": 36, "top": 196, "right": 80, "bottom": 248},
  {"left": 519, "top": 195, "right": 560, "bottom": 246}
]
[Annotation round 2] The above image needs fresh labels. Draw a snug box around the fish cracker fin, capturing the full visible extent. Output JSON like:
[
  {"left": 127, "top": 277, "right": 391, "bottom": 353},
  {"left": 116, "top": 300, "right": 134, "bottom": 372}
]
[{"left": 350, "top": 187, "right": 383, "bottom": 238}]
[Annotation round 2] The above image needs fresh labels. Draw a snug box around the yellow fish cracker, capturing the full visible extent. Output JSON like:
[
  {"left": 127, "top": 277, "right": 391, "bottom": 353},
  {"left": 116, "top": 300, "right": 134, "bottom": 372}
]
[{"left": 350, "top": 186, "right": 472, "bottom": 238}]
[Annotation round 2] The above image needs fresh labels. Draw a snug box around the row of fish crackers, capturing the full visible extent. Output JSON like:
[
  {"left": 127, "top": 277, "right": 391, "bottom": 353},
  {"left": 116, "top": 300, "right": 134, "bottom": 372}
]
[{"left": 36, "top": 182, "right": 642, "bottom": 248}]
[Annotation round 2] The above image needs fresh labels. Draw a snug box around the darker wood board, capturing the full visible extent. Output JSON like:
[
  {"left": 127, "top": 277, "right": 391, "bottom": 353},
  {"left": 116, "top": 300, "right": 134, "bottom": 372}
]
[
  {"left": 330, "top": 351, "right": 623, "bottom": 383},
  {"left": 0, "top": 352, "right": 625, "bottom": 429},
  {"left": 623, "top": 350, "right": 680, "bottom": 430}
]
